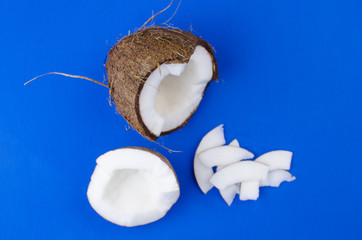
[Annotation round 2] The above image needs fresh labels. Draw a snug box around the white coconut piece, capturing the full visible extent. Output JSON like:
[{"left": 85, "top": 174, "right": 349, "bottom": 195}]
[
  {"left": 228, "top": 139, "right": 240, "bottom": 148},
  {"left": 260, "top": 169, "right": 296, "bottom": 187},
  {"left": 217, "top": 139, "right": 241, "bottom": 206},
  {"left": 219, "top": 184, "right": 240, "bottom": 206},
  {"left": 87, "top": 148, "right": 180, "bottom": 227},
  {"left": 198, "top": 146, "right": 254, "bottom": 168},
  {"left": 255, "top": 150, "right": 293, "bottom": 171},
  {"left": 239, "top": 181, "right": 260, "bottom": 201},
  {"left": 139, "top": 46, "right": 214, "bottom": 136},
  {"left": 193, "top": 124, "right": 226, "bottom": 194},
  {"left": 210, "top": 161, "right": 269, "bottom": 190},
  {"left": 216, "top": 139, "right": 240, "bottom": 172}
]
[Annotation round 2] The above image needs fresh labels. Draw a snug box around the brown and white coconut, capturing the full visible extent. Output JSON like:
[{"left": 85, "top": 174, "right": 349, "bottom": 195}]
[
  {"left": 87, "top": 147, "right": 180, "bottom": 227},
  {"left": 106, "top": 27, "right": 218, "bottom": 141}
]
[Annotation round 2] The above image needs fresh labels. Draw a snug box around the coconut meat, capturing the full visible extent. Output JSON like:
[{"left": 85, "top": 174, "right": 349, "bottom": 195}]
[
  {"left": 260, "top": 169, "right": 296, "bottom": 187},
  {"left": 87, "top": 148, "right": 179, "bottom": 227},
  {"left": 255, "top": 150, "right": 293, "bottom": 171},
  {"left": 192, "top": 124, "right": 296, "bottom": 205},
  {"left": 217, "top": 139, "right": 241, "bottom": 205},
  {"left": 193, "top": 124, "right": 226, "bottom": 194},
  {"left": 216, "top": 139, "right": 240, "bottom": 171},
  {"left": 139, "top": 46, "right": 213, "bottom": 136},
  {"left": 198, "top": 145, "right": 254, "bottom": 167},
  {"left": 239, "top": 181, "right": 260, "bottom": 201},
  {"left": 210, "top": 161, "right": 269, "bottom": 190},
  {"left": 220, "top": 184, "right": 240, "bottom": 206}
]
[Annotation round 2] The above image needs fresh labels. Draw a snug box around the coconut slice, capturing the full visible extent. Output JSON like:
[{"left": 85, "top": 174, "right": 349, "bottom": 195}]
[
  {"left": 87, "top": 147, "right": 180, "bottom": 227},
  {"left": 107, "top": 27, "right": 218, "bottom": 141},
  {"left": 198, "top": 145, "right": 254, "bottom": 167},
  {"left": 216, "top": 139, "right": 240, "bottom": 171},
  {"left": 260, "top": 170, "right": 296, "bottom": 187},
  {"left": 239, "top": 181, "right": 260, "bottom": 201},
  {"left": 194, "top": 124, "right": 226, "bottom": 194},
  {"left": 210, "top": 161, "right": 269, "bottom": 190},
  {"left": 220, "top": 184, "right": 240, "bottom": 206},
  {"left": 217, "top": 139, "right": 240, "bottom": 205},
  {"left": 255, "top": 150, "right": 293, "bottom": 171}
]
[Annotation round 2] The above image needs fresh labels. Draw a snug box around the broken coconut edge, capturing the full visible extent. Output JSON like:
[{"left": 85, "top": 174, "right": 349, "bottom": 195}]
[{"left": 87, "top": 147, "right": 180, "bottom": 227}]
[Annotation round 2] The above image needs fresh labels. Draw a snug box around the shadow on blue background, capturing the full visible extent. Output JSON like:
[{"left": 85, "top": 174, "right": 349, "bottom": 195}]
[{"left": 0, "top": 0, "right": 361, "bottom": 239}]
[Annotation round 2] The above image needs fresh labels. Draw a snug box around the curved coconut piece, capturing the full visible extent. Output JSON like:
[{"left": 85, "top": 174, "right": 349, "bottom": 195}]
[
  {"left": 255, "top": 150, "right": 293, "bottom": 171},
  {"left": 106, "top": 27, "right": 218, "bottom": 141},
  {"left": 260, "top": 169, "right": 296, "bottom": 187},
  {"left": 217, "top": 139, "right": 240, "bottom": 206},
  {"left": 198, "top": 145, "right": 254, "bottom": 167},
  {"left": 216, "top": 139, "right": 240, "bottom": 172},
  {"left": 210, "top": 161, "right": 269, "bottom": 190},
  {"left": 212, "top": 139, "right": 259, "bottom": 202},
  {"left": 194, "top": 124, "right": 226, "bottom": 194},
  {"left": 87, "top": 147, "right": 180, "bottom": 227},
  {"left": 220, "top": 184, "right": 240, "bottom": 206}
]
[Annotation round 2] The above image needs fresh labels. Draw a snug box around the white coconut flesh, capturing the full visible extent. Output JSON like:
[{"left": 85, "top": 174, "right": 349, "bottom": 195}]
[
  {"left": 198, "top": 145, "right": 254, "bottom": 167},
  {"left": 239, "top": 181, "right": 260, "bottom": 201},
  {"left": 260, "top": 169, "right": 296, "bottom": 187},
  {"left": 216, "top": 139, "right": 240, "bottom": 172},
  {"left": 255, "top": 150, "right": 293, "bottom": 171},
  {"left": 217, "top": 139, "right": 241, "bottom": 205},
  {"left": 194, "top": 124, "right": 226, "bottom": 194},
  {"left": 87, "top": 148, "right": 180, "bottom": 227},
  {"left": 192, "top": 124, "right": 296, "bottom": 205},
  {"left": 210, "top": 161, "right": 269, "bottom": 190},
  {"left": 220, "top": 184, "right": 240, "bottom": 206},
  {"left": 139, "top": 46, "right": 214, "bottom": 136}
]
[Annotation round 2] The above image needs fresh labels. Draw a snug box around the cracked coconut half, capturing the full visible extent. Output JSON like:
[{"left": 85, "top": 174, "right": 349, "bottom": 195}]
[
  {"left": 87, "top": 147, "right": 180, "bottom": 227},
  {"left": 106, "top": 27, "right": 218, "bottom": 141}
]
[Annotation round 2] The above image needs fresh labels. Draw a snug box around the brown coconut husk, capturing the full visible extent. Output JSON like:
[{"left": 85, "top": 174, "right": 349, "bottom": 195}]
[{"left": 106, "top": 27, "right": 218, "bottom": 141}]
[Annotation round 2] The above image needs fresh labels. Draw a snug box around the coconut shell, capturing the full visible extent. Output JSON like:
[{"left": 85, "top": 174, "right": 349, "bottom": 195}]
[{"left": 106, "top": 27, "right": 218, "bottom": 141}]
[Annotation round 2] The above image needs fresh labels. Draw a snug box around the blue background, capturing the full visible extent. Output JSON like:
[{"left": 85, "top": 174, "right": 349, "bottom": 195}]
[{"left": 1, "top": 0, "right": 361, "bottom": 239}]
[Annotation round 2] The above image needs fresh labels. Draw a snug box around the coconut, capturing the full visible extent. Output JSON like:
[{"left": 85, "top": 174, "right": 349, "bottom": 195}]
[
  {"left": 106, "top": 27, "right": 218, "bottom": 141},
  {"left": 87, "top": 147, "right": 180, "bottom": 227},
  {"left": 198, "top": 145, "right": 254, "bottom": 167}
]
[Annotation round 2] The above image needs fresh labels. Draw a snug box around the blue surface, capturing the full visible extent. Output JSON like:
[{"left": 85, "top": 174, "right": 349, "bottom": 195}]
[{"left": 1, "top": 0, "right": 361, "bottom": 239}]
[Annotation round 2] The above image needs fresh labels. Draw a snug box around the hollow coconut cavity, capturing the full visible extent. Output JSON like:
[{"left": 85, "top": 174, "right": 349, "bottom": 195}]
[
  {"left": 106, "top": 27, "right": 218, "bottom": 141},
  {"left": 87, "top": 147, "right": 180, "bottom": 227}
]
